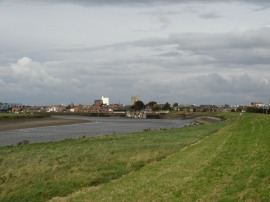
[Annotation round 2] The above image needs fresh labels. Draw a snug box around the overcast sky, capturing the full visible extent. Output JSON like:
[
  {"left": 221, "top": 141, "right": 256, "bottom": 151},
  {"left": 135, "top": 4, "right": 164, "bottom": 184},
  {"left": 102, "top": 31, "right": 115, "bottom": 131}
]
[{"left": 1, "top": 0, "right": 270, "bottom": 106}]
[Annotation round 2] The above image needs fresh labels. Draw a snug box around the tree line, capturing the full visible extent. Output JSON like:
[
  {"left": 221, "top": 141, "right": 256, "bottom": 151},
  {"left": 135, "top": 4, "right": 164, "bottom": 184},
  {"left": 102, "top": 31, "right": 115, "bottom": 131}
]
[{"left": 131, "top": 101, "right": 175, "bottom": 111}]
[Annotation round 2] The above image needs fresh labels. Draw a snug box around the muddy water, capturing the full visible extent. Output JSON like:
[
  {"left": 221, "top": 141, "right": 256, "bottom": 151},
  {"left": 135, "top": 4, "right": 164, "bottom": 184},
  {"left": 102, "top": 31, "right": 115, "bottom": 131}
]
[{"left": 0, "top": 115, "right": 193, "bottom": 147}]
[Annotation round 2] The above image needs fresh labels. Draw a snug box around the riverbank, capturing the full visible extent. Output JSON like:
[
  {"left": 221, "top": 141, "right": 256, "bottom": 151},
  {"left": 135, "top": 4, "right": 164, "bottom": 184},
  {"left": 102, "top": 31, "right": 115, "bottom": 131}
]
[
  {"left": 0, "top": 118, "right": 90, "bottom": 132},
  {"left": 0, "top": 114, "right": 230, "bottom": 202},
  {"left": 193, "top": 116, "right": 223, "bottom": 125},
  {"left": 58, "top": 113, "right": 270, "bottom": 202}
]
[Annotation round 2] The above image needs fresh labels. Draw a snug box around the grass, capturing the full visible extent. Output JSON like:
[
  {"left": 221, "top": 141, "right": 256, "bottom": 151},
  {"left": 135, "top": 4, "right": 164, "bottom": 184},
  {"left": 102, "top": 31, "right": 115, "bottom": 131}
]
[
  {"left": 59, "top": 113, "right": 270, "bottom": 202},
  {"left": 1, "top": 113, "right": 269, "bottom": 201},
  {"left": 0, "top": 114, "right": 229, "bottom": 202}
]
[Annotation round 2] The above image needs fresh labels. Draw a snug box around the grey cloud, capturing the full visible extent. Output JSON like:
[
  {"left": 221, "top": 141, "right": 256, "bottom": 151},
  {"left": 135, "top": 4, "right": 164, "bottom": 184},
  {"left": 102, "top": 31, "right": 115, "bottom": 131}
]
[
  {"left": 169, "top": 28, "right": 270, "bottom": 50},
  {"left": 140, "top": 10, "right": 182, "bottom": 16},
  {"left": 131, "top": 73, "right": 270, "bottom": 105},
  {"left": 179, "top": 74, "right": 269, "bottom": 104},
  {"left": 1, "top": 0, "right": 270, "bottom": 6},
  {"left": 199, "top": 12, "right": 222, "bottom": 19},
  {"left": 127, "top": 27, "right": 270, "bottom": 50},
  {"left": 1, "top": 53, "right": 269, "bottom": 105},
  {"left": 1, "top": 2, "right": 269, "bottom": 106},
  {"left": 252, "top": 5, "right": 270, "bottom": 11},
  {"left": 36, "top": 28, "right": 269, "bottom": 82},
  {"left": 0, "top": 57, "right": 148, "bottom": 105},
  {"left": 40, "top": 26, "right": 270, "bottom": 55},
  {"left": 59, "top": 27, "right": 270, "bottom": 67},
  {"left": 158, "top": 51, "right": 181, "bottom": 57},
  {"left": 128, "top": 27, "right": 270, "bottom": 66}
]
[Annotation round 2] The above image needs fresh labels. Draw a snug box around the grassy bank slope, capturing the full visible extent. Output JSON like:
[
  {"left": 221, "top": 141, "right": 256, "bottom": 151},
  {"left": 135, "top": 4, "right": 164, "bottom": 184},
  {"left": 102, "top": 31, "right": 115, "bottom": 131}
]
[
  {"left": 56, "top": 113, "right": 270, "bottom": 201},
  {"left": 0, "top": 115, "right": 229, "bottom": 201}
]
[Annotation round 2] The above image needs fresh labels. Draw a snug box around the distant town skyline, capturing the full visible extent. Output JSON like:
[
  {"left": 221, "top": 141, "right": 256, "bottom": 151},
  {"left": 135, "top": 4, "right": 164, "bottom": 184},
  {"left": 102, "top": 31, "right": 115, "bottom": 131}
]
[{"left": 0, "top": 0, "right": 270, "bottom": 105}]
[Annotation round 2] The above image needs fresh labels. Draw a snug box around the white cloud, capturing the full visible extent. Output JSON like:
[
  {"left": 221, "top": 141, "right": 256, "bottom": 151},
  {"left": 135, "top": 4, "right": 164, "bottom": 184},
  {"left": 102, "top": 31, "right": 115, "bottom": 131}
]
[{"left": 10, "top": 57, "right": 61, "bottom": 87}]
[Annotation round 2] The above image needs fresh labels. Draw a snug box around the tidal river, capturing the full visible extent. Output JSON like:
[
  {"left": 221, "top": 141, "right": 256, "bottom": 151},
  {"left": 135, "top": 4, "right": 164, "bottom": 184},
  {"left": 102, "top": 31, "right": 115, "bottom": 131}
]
[{"left": 0, "top": 115, "right": 193, "bottom": 147}]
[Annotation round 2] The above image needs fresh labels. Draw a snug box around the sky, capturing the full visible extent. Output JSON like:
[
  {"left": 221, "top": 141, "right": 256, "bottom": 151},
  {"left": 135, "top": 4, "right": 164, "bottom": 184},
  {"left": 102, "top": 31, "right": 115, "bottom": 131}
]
[{"left": 0, "top": 0, "right": 270, "bottom": 106}]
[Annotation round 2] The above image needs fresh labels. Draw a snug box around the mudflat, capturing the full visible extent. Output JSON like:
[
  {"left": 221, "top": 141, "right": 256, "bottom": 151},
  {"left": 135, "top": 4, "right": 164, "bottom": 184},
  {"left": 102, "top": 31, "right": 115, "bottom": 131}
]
[{"left": 0, "top": 118, "right": 90, "bottom": 132}]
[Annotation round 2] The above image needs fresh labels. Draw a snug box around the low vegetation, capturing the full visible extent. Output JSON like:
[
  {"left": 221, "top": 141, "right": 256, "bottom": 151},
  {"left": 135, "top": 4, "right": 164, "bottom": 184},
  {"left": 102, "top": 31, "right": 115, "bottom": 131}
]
[
  {"left": 1, "top": 113, "right": 269, "bottom": 201},
  {"left": 0, "top": 113, "right": 49, "bottom": 119}
]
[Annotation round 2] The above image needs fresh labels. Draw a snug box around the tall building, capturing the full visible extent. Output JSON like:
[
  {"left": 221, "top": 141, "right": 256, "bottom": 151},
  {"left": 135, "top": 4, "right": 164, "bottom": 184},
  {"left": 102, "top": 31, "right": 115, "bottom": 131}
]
[
  {"left": 131, "top": 96, "right": 140, "bottom": 105},
  {"left": 102, "top": 96, "right": 109, "bottom": 105}
]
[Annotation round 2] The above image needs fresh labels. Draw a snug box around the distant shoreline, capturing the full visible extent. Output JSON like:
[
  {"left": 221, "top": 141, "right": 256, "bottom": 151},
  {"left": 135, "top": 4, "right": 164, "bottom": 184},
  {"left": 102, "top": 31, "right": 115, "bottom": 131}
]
[{"left": 0, "top": 118, "right": 90, "bottom": 132}]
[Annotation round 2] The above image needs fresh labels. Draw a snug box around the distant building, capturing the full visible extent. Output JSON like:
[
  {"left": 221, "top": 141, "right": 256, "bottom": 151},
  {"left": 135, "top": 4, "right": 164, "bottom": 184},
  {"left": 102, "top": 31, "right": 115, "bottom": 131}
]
[
  {"left": 102, "top": 96, "right": 109, "bottom": 105},
  {"left": 0, "top": 102, "right": 22, "bottom": 112},
  {"left": 94, "top": 100, "right": 103, "bottom": 107},
  {"left": 131, "top": 96, "right": 140, "bottom": 105},
  {"left": 251, "top": 102, "right": 263, "bottom": 107}
]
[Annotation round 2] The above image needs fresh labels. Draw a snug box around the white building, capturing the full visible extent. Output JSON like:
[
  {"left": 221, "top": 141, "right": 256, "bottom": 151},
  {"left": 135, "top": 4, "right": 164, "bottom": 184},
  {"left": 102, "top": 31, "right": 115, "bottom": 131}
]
[{"left": 102, "top": 96, "right": 109, "bottom": 105}]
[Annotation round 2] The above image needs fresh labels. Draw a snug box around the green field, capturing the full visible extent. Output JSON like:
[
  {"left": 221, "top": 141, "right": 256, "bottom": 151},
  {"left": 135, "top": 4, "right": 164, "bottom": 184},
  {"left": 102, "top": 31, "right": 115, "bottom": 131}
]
[{"left": 1, "top": 113, "right": 269, "bottom": 201}]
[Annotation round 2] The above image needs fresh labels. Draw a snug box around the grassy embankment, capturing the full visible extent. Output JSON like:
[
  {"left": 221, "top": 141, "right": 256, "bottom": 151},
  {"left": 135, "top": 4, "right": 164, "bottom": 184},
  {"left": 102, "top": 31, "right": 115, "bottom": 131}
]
[{"left": 1, "top": 113, "right": 270, "bottom": 201}]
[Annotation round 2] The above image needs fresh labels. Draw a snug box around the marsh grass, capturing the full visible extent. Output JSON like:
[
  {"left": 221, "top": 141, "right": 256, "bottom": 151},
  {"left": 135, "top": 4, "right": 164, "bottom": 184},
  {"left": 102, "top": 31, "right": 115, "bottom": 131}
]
[
  {"left": 0, "top": 113, "right": 49, "bottom": 119},
  {"left": 0, "top": 117, "right": 229, "bottom": 202}
]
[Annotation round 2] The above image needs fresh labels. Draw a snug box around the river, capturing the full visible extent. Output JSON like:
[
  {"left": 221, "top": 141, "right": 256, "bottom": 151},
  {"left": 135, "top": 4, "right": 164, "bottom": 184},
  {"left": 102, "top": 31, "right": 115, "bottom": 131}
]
[{"left": 0, "top": 115, "right": 194, "bottom": 147}]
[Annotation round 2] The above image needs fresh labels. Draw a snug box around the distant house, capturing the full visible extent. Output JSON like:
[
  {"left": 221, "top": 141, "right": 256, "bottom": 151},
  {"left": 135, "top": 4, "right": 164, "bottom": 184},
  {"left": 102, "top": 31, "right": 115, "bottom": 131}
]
[
  {"left": 46, "top": 105, "right": 65, "bottom": 112},
  {"left": 109, "top": 104, "right": 126, "bottom": 114},
  {"left": 0, "top": 102, "right": 22, "bottom": 112},
  {"left": 11, "top": 106, "right": 22, "bottom": 113},
  {"left": 23, "top": 106, "right": 42, "bottom": 113},
  {"left": 94, "top": 100, "right": 103, "bottom": 107},
  {"left": 251, "top": 102, "right": 264, "bottom": 107},
  {"left": 70, "top": 108, "right": 75, "bottom": 113},
  {"left": 74, "top": 106, "right": 83, "bottom": 113},
  {"left": 178, "top": 104, "right": 195, "bottom": 112},
  {"left": 89, "top": 106, "right": 100, "bottom": 113},
  {"left": 0, "top": 103, "right": 10, "bottom": 112}
]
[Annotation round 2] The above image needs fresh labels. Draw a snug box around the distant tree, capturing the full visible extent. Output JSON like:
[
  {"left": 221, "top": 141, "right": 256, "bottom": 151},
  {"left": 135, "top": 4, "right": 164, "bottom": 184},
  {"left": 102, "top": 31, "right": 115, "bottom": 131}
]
[
  {"left": 131, "top": 100, "right": 145, "bottom": 111},
  {"left": 146, "top": 101, "right": 157, "bottom": 108},
  {"left": 70, "top": 102, "right": 75, "bottom": 108},
  {"left": 163, "top": 102, "right": 171, "bottom": 110},
  {"left": 152, "top": 104, "right": 161, "bottom": 111},
  {"left": 202, "top": 108, "right": 207, "bottom": 112},
  {"left": 66, "top": 103, "right": 74, "bottom": 109},
  {"left": 173, "top": 103, "right": 178, "bottom": 107},
  {"left": 246, "top": 107, "right": 263, "bottom": 113},
  {"left": 236, "top": 107, "right": 243, "bottom": 112}
]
